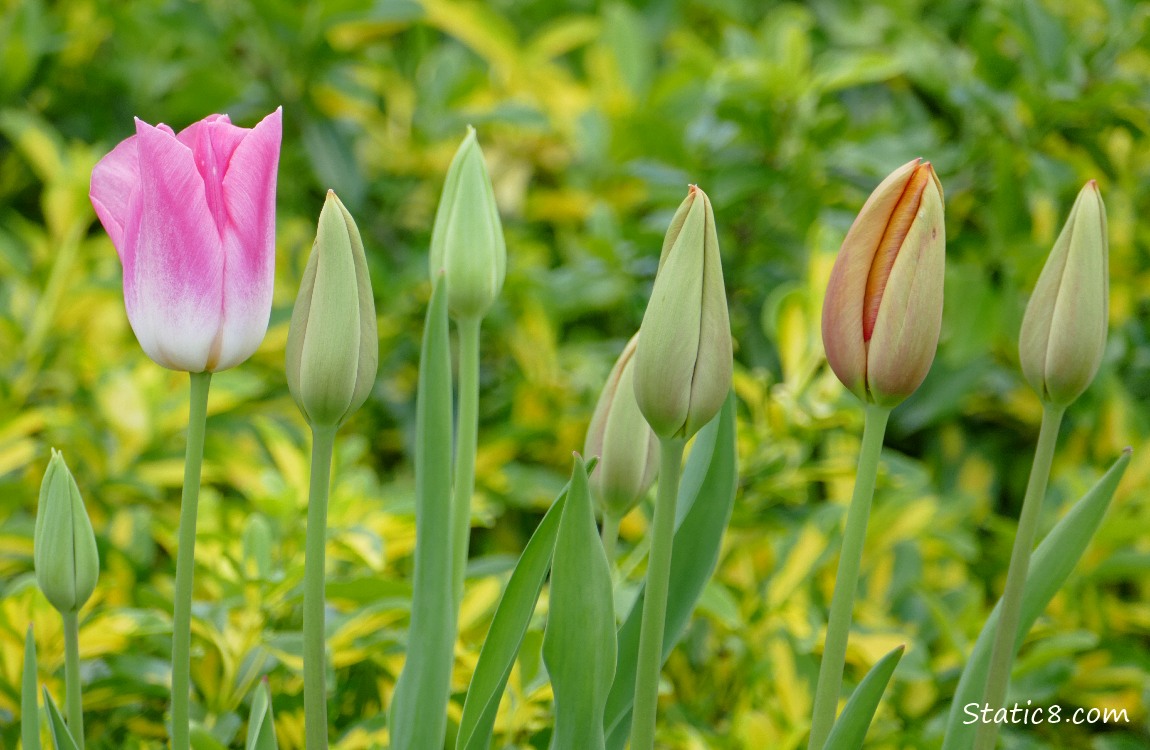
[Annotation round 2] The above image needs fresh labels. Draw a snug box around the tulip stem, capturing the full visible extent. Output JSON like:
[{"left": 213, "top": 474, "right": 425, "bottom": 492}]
[
  {"left": 629, "top": 437, "right": 684, "bottom": 750},
  {"left": 807, "top": 403, "right": 890, "bottom": 750},
  {"left": 62, "top": 611, "right": 84, "bottom": 749},
  {"left": 973, "top": 403, "right": 1065, "bottom": 750},
  {"left": 171, "top": 370, "right": 211, "bottom": 750},
  {"left": 451, "top": 316, "right": 482, "bottom": 607},
  {"left": 601, "top": 512, "right": 621, "bottom": 571},
  {"left": 304, "top": 425, "right": 337, "bottom": 750}
]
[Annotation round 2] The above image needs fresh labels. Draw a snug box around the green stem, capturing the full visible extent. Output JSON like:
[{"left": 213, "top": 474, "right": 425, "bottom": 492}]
[
  {"left": 451, "top": 316, "right": 481, "bottom": 606},
  {"left": 628, "top": 438, "right": 684, "bottom": 750},
  {"left": 171, "top": 371, "right": 211, "bottom": 750},
  {"left": 973, "top": 403, "right": 1064, "bottom": 750},
  {"left": 601, "top": 512, "right": 621, "bottom": 571},
  {"left": 304, "top": 426, "right": 336, "bottom": 750},
  {"left": 807, "top": 403, "right": 890, "bottom": 750},
  {"left": 62, "top": 611, "right": 84, "bottom": 749}
]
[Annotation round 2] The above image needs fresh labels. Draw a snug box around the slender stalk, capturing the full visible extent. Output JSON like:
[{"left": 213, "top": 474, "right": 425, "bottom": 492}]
[
  {"left": 62, "top": 611, "right": 84, "bottom": 749},
  {"left": 973, "top": 403, "right": 1064, "bottom": 750},
  {"left": 304, "top": 425, "right": 337, "bottom": 750},
  {"left": 629, "top": 438, "right": 684, "bottom": 750},
  {"left": 807, "top": 403, "right": 890, "bottom": 750},
  {"left": 601, "top": 512, "right": 621, "bottom": 570},
  {"left": 171, "top": 370, "right": 211, "bottom": 750},
  {"left": 451, "top": 316, "right": 481, "bottom": 606}
]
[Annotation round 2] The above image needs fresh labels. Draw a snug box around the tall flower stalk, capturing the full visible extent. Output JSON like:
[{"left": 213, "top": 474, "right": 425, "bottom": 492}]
[
  {"left": 89, "top": 109, "right": 282, "bottom": 750},
  {"left": 427, "top": 127, "right": 507, "bottom": 607},
  {"left": 809, "top": 159, "right": 945, "bottom": 750},
  {"left": 286, "top": 191, "right": 378, "bottom": 749},
  {"left": 171, "top": 370, "right": 211, "bottom": 750},
  {"left": 973, "top": 181, "right": 1108, "bottom": 750},
  {"left": 629, "top": 185, "right": 732, "bottom": 749}
]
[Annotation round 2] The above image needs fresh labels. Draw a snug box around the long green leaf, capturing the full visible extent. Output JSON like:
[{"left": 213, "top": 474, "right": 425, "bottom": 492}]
[
  {"left": 389, "top": 276, "right": 456, "bottom": 748},
  {"left": 942, "top": 449, "right": 1131, "bottom": 749},
  {"left": 23, "top": 626, "right": 40, "bottom": 750},
  {"left": 603, "top": 392, "right": 738, "bottom": 743},
  {"left": 246, "top": 680, "right": 278, "bottom": 750},
  {"left": 822, "top": 645, "right": 904, "bottom": 750},
  {"left": 455, "top": 456, "right": 599, "bottom": 750},
  {"left": 42, "top": 689, "right": 78, "bottom": 750},
  {"left": 543, "top": 454, "right": 617, "bottom": 750}
]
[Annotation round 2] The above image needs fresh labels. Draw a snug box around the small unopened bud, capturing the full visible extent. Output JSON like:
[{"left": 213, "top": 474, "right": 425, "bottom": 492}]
[
  {"left": 822, "top": 159, "right": 946, "bottom": 407},
  {"left": 429, "top": 127, "right": 507, "bottom": 321},
  {"left": 34, "top": 450, "right": 99, "bottom": 614},
  {"left": 585, "top": 334, "right": 659, "bottom": 518},
  {"left": 286, "top": 191, "right": 379, "bottom": 429},
  {"left": 1019, "top": 180, "right": 1108, "bottom": 407},
  {"left": 634, "top": 185, "right": 733, "bottom": 440}
]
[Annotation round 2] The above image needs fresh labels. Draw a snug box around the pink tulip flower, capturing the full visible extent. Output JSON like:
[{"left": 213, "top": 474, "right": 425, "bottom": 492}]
[{"left": 90, "top": 108, "right": 282, "bottom": 372}]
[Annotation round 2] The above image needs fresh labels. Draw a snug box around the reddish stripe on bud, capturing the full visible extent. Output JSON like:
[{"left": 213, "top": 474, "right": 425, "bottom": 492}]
[{"left": 862, "top": 162, "right": 932, "bottom": 341}]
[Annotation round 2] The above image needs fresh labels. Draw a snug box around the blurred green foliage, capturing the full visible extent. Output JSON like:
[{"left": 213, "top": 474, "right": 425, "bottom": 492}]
[{"left": 0, "top": 0, "right": 1148, "bottom": 748}]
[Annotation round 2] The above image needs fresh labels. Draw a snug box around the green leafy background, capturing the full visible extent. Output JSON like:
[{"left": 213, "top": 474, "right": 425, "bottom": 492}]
[{"left": 0, "top": 0, "right": 1148, "bottom": 748}]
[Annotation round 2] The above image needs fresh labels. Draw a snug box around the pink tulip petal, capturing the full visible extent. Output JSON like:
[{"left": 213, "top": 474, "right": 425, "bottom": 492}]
[
  {"left": 177, "top": 114, "right": 248, "bottom": 238},
  {"left": 90, "top": 135, "right": 141, "bottom": 257},
  {"left": 213, "top": 107, "right": 281, "bottom": 370},
  {"left": 129, "top": 118, "right": 225, "bottom": 371}
]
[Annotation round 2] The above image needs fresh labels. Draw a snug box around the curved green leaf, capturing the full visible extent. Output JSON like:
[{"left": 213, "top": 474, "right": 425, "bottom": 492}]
[
  {"left": 543, "top": 454, "right": 617, "bottom": 750},
  {"left": 389, "top": 276, "right": 456, "bottom": 748},
  {"left": 822, "top": 644, "right": 904, "bottom": 750},
  {"left": 455, "top": 457, "right": 599, "bottom": 750},
  {"left": 246, "top": 680, "right": 278, "bottom": 750},
  {"left": 42, "top": 689, "right": 78, "bottom": 750},
  {"left": 23, "top": 626, "right": 40, "bottom": 750},
  {"left": 942, "top": 449, "right": 1131, "bottom": 749},
  {"left": 604, "top": 392, "right": 738, "bottom": 743}
]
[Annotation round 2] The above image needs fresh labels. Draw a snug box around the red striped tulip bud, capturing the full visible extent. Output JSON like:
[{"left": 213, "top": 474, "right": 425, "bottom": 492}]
[
  {"left": 822, "top": 159, "right": 945, "bottom": 407},
  {"left": 1019, "top": 181, "right": 1108, "bottom": 407}
]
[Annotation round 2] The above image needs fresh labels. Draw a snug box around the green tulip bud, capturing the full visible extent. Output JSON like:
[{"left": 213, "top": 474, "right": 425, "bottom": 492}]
[
  {"left": 821, "top": 159, "right": 946, "bottom": 407},
  {"left": 287, "top": 190, "right": 379, "bottom": 430},
  {"left": 34, "top": 450, "right": 99, "bottom": 614},
  {"left": 585, "top": 333, "right": 659, "bottom": 518},
  {"left": 429, "top": 127, "right": 507, "bottom": 321},
  {"left": 633, "top": 185, "right": 733, "bottom": 440},
  {"left": 1019, "top": 180, "right": 1108, "bottom": 407}
]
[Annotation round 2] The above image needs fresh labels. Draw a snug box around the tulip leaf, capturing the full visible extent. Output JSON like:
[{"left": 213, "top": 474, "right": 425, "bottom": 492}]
[
  {"left": 455, "top": 456, "right": 599, "bottom": 750},
  {"left": 603, "top": 391, "right": 738, "bottom": 744},
  {"left": 23, "top": 626, "right": 40, "bottom": 750},
  {"left": 941, "top": 449, "right": 1131, "bottom": 750},
  {"left": 542, "top": 454, "right": 617, "bottom": 750},
  {"left": 42, "top": 688, "right": 78, "bottom": 750},
  {"left": 245, "top": 680, "right": 278, "bottom": 750},
  {"left": 822, "top": 644, "right": 905, "bottom": 750},
  {"left": 388, "top": 276, "right": 456, "bottom": 749}
]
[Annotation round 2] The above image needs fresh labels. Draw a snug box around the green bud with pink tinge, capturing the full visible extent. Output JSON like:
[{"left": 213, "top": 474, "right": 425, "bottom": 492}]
[
  {"left": 633, "top": 185, "right": 733, "bottom": 441},
  {"left": 1019, "top": 180, "right": 1108, "bottom": 408}
]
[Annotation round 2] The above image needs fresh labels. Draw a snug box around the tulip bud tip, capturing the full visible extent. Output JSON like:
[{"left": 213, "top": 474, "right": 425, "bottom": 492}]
[{"left": 1123, "top": 446, "right": 1133, "bottom": 456}]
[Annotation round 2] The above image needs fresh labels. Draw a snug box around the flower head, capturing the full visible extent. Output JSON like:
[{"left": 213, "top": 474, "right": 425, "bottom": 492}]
[
  {"left": 34, "top": 450, "right": 99, "bottom": 614},
  {"left": 585, "top": 334, "right": 659, "bottom": 518},
  {"left": 633, "top": 185, "right": 733, "bottom": 440},
  {"left": 286, "top": 191, "right": 378, "bottom": 429},
  {"left": 90, "top": 109, "right": 282, "bottom": 372},
  {"left": 429, "top": 127, "right": 506, "bottom": 321},
  {"left": 1019, "top": 180, "right": 1108, "bottom": 407},
  {"left": 821, "top": 159, "right": 946, "bottom": 407}
]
